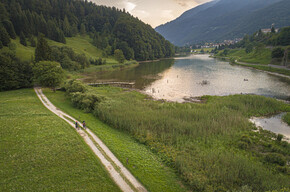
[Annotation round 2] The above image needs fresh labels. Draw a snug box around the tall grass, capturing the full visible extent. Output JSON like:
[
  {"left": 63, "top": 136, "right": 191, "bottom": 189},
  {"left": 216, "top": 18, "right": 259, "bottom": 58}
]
[
  {"left": 64, "top": 80, "right": 290, "bottom": 191},
  {"left": 44, "top": 89, "right": 187, "bottom": 192}
]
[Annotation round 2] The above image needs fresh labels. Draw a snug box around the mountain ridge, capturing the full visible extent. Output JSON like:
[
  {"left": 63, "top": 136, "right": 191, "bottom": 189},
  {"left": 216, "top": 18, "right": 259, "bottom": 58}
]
[{"left": 155, "top": 0, "right": 290, "bottom": 46}]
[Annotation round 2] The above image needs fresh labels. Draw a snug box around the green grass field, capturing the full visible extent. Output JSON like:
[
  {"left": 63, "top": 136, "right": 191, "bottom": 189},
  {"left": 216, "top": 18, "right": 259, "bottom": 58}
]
[
  {"left": 82, "top": 60, "right": 139, "bottom": 73},
  {"left": 217, "top": 48, "right": 272, "bottom": 64},
  {"left": 43, "top": 89, "right": 187, "bottom": 192},
  {"left": 193, "top": 48, "right": 214, "bottom": 53},
  {"left": 62, "top": 81, "right": 290, "bottom": 191},
  {"left": 0, "top": 89, "right": 121, "bottom": 192},
  {"left": 7, "top": 35, "right": 118, "bottom": 64},
  {"left": 47, "top": 35, "right": 117, "bottom": 64},
  {"left": 9, "top": 38, "right": 35, "bottom": 61}
]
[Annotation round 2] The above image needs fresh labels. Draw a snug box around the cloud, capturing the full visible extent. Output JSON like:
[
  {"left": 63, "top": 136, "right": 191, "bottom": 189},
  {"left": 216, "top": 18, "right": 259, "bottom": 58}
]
[
  {"left": 161, "top": 10, "right": 175, "bottom": 20},
  {"left": 133, "top": 10, "right": 150, "bottom": 18},
  {"left": 122, "top": 0, "right": 136, "bottom": 13},
  {"left": 174, "top": 0, "right": 209, "bottom": 7}
]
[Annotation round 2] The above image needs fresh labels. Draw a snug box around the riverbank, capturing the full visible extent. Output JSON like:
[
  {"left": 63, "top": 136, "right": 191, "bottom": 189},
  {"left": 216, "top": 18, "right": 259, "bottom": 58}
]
[
  {"left": 213, "top": 55, "right": 290, "bottom": 78},
  {"left": 61, "top": 80, "right": 290, "bottom": 191}
]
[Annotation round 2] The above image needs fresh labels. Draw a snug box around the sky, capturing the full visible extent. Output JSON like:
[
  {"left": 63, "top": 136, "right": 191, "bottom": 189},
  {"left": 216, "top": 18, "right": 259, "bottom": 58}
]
[{"left": 89, "top": 0, "right": 211, "bottom": 28}]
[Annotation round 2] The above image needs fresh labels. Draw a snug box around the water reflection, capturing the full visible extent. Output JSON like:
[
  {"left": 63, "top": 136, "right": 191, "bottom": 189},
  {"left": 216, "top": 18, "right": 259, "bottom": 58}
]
[
  {"left": 83, "top": 54, "right": 290, "bottom": 102},
  {"left": 144, "top": 55, "right": 290, "bottom": 102},
  {"left": 83, "top": 59, "right": 174, "bottom": 89}
]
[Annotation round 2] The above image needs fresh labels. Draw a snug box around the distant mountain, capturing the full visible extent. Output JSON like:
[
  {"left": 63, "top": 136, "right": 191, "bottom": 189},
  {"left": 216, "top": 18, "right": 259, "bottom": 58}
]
[{"left": 155, "top": 0, "right": 290, "bottom": 46}]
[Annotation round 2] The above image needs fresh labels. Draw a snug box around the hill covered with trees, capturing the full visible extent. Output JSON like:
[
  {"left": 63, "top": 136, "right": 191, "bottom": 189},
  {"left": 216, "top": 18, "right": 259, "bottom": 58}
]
[{"left": 0, "top": 0, "right": 174, "bottom": 61}]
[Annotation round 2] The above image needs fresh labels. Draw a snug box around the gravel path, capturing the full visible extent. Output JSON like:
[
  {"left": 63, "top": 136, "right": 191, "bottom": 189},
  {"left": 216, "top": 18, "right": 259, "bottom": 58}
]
[{"left": 34, "top": 88, "right": 147, "bottom": 192}]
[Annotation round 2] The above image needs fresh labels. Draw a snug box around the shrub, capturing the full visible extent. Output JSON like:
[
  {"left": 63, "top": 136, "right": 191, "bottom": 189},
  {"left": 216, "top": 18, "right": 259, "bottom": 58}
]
[
  {"left": 272, "top": 48, "right": 284, "bottom": 58},
  {"left": 65, "top": 80, "right": 104, "bottom": 112},
  {"left": 277, "top": 134, "right": 283, "bottom": 142},
  {"left": 264, "top": 153, "right": 286, "bottom": 166},
  {"left": 65, "top": 80, "right": 87, "bottom": 94},
  {"left": 241, "top": 135, "right": 252, "bottom": 145}
]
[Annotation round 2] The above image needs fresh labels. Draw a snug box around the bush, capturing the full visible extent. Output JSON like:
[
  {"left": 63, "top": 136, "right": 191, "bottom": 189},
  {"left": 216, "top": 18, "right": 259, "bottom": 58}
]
[
  {"left": 277, "top": 134, "right": 283, "bottom": 142},
  {"left": 65, "top": 80, "right": 104, "bottom": 112},
  {"left": 272, "top": 48, "right": 284, "bottom": 58},
  {"left": 264, "top": 153, "right": 286, "bottom": 166},
  {"left": 65, "top": 80, "right": 87, "bottom": 94},
  {"left": 241, "top": 135, "right": 252, "bottom": 144}
]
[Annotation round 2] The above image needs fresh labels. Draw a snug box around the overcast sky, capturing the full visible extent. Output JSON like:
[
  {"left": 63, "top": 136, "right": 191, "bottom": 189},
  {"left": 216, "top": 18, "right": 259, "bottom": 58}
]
[{"left": 89, "top": 0, "right": 211, "bottom": 28}]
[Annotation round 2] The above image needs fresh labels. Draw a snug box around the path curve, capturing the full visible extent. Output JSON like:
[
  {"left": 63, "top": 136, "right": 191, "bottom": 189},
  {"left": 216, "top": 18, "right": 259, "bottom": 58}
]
[{"left": 34, "top": 88, "right": 147, "bottom": 192}]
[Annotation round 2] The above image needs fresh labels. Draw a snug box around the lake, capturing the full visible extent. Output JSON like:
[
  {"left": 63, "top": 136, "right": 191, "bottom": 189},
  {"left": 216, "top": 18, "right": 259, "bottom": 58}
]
[{"left": 84, "top": 54, "right": 290, "bottom": 102}]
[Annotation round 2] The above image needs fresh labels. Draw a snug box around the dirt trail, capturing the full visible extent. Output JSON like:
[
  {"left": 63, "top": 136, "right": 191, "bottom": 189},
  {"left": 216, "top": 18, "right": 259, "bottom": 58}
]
[{"left": 34, "top": 88, "right": 147, "bottom": 192}]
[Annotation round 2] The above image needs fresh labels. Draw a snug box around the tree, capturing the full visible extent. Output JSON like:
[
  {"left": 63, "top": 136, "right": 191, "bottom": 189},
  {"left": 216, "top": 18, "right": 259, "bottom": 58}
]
[
  {"left": 271, "top": 48, "right": 284, "bottom": 58},
  {"left": 0, "top": 49, "right": 33, "bottom": 91},
  {"left": 2, "top": 20, "right": 16, "bottom": 39},
  {"left": 80, "top": 23, "right": 86, "bottom": 36},
  {"left": 114, "top": 49, "right": 125, "bottom": 63},
  {"left": 63, "top": 16, "right": 72, "bottom": 37},
  {"left": 271, "top": 26, "right": 276, "bottom": 34},
  {"left": 20, "top": 31, "right": 27, "bottom": 46},
  {"left": 245, "top": 43, "right": 253, "bottom": 53},
  {"left": 35, "top": 34, "right": 51, "bottom": 62},
  {"left": 0, "top": 25, "right": 10, "bottom": 46},
  {"left": 29, "top": 36, "right": 36, "bottom": 47},
  {"left": 32, "top": 61, "right": 64, "bottom": 91}
]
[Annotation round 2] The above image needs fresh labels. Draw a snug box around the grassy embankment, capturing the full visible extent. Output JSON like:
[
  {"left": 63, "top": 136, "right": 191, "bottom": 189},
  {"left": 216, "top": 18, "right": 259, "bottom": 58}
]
[
  {"left": 61, "top": 81, "right": 290, "bottom": 191},
  {"left": 214, "top": 48, "right": 290, "bottom": 77},
  {"left": 0, "top": 89, "right": 121, "bottom": 192},
  {"left": 43, "top": 89, "right": 187, "bottom": 192}
]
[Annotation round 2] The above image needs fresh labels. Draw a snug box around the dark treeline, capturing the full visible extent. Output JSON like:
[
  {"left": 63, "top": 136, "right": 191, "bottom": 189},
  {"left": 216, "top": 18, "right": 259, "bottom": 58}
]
[
  {"left": 0, "top": 49, "right": 33, "bottom": 91},
  {"left": 0, "top": 0, "right": 175, "bottom": 61}
]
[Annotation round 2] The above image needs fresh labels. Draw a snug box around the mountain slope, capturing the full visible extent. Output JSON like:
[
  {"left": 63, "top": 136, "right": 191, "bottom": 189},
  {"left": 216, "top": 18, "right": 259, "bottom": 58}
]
[
  {"left": 0, "top": 0, "right": 175, "bottom": 61},
  {"left": 155, "top": 0, "right": 290, "bottom": 46}
]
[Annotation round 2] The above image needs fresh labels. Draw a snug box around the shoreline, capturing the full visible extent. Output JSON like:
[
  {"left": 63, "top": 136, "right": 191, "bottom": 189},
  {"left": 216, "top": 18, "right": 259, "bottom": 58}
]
[{"left": 213, "top": 56, "right": 290, "bottom": 79}]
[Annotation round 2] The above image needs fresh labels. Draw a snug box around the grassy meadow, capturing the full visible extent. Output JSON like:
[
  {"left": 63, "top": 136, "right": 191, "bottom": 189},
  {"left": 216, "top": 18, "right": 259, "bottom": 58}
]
[
  {"left": 216, "top": 48, "right": 272, "bottom": 64},
  {"left": 0, "top": 89, "right": 121, "bottom": 192},
  {"left": 5, "top": 35, "right": 118, "bottom": 64},
  {"left": 62, "top": 81, "right": 290, "bottom": 192},
  {"left": 43, "top": 89, "right": 187, "bottom": 192}
]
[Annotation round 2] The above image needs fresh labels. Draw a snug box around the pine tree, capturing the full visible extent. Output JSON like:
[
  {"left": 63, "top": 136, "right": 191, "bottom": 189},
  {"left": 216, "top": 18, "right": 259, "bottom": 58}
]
[
  {"left": 0, "top": 25, "right": 10, "bottom": 46},
  {"left": 29, "top": 36, "right": 36, "bottom": 47},
  {"left": 35, "top": 34, "right": 52, "bottom": 62},
  {"left": 63, "top": 16, "right": 72, "bottom": 37},
  {"left": 80, "top": 23, "right": 86, "bottom": 36},
  {"left": 20, "top": 31, "right": 27, "bottom": 46},
  {"left": 2, "top": 20, "right": 16, "bottom": 39}
]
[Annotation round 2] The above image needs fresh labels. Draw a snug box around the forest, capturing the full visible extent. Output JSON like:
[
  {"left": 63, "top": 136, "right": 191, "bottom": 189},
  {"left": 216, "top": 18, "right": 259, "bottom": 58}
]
[
  {"left": 0, "top": 0, "right": 174, "bottom": 61},
  {"left": 0, "top": 0, "right": 175, "bottom": 91}
]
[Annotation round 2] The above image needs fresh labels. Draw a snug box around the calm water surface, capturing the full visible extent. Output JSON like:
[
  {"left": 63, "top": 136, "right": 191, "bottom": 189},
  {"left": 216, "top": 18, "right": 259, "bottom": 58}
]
[
  {"left": 84, "top": 54, "right": 290, "bottom": 102},
  {"left": 250, "top": 113, "right": 290, "bottom": 140}
]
